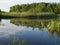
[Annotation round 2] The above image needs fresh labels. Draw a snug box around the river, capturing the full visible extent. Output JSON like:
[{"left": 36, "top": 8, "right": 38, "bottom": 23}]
[{"left": 0, "top": 18, "right": 60, "bottom": 45}]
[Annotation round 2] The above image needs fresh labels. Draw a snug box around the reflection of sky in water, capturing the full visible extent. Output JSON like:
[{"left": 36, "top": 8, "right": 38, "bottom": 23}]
[{"left": 0, "top": 19, "right": 33, "bottom": 37}]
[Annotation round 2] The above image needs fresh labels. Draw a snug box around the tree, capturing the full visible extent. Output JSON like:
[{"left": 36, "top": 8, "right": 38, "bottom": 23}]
[
  {"left": 9, "top": 2, "right": 60, "bottom": 14},
  {"left": 46, "top": 4, "right": 53, "bottom": 12},
  {"left": 56, "top": 3, "right": 60, "bottom": 14},
  {"left": 35, "top": 3, "right": 46, "bottom": 12}
]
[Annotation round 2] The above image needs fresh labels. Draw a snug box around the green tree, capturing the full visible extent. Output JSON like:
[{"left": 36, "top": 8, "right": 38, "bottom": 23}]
[
  {"left": 46, "top": 4, "right": 53, "bottom": 12},
  {"left": 56, "top": 3, "right": 60, "bottom": 14},
  {"left": 35, "top": 3, "right": 46, "bottom": 12},
  {"left": 9, "top": 2, "right": 60, "bottom": 14}
]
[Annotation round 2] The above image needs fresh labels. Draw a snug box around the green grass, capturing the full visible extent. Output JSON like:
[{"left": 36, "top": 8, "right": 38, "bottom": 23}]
[{"left": 1, "top": 12, "right": 58, "bottom": 19}]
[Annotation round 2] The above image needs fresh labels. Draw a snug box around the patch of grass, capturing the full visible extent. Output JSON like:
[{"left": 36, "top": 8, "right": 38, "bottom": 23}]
[{"left": 1, "top": 12, "right": 58, "bottom": 19}]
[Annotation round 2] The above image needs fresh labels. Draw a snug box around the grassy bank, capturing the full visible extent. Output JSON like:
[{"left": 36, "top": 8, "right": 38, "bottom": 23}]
[{"left": 1, "top": 12, "right": 58, "bottom": 19}]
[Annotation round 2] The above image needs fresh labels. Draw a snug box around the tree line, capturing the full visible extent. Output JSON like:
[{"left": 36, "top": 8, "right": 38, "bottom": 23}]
[{"left": 10, "top": 2, "right": 60, "bottom": 14}]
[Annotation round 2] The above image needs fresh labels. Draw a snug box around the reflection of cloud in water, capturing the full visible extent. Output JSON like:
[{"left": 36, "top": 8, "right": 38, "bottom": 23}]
[{"left": 0, "top": 19, "right": 33, "bottom": 37}]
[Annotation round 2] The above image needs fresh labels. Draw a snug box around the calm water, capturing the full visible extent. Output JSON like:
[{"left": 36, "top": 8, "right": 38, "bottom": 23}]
[{"left": 0, "top": 19, "right": 60, "bottom": 45}]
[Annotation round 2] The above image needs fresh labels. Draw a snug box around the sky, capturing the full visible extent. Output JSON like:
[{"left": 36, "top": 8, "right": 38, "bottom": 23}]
[{"left": 0, "top": 0, "right": 60, "bottom": 12}]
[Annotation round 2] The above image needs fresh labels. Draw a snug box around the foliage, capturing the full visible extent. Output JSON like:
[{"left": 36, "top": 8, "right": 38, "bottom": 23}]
[
  {"left": 2, "top": 12, "right": 57, "bottom": 19},
  {"left": 10, "top": 2, "right": 60, "bottom": 14}
]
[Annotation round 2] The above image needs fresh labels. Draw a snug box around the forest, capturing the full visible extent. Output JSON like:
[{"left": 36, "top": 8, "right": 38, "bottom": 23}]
[
  {"left": 0, "top": 2, "right": 60, "bottom": 19},
  {"left": 10, "top": 2, "right": 60, "bottom": 14}
]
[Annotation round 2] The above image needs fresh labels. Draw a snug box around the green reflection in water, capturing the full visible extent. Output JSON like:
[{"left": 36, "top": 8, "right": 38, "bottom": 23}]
[
  {"left": 10, "top": 18, "right": 50, "bottom": 28},
  {"left": 10, "top": 18, "right": 60, "bottom": 37},
  {"left": 47, "top": 19, "right": 60, "bottom": 37}
]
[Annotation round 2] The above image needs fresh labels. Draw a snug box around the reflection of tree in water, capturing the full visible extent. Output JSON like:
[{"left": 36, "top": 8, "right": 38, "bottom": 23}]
[
  {"left": 0, "top": 19, "right": 1, "bottom": 21},
  {"left": 10, "top": 18, "right": 60, "bottom": 37},
  {"left": 47, "top": 20, "right": 60, "bottom": 37},
  {"left": 48, "top": 29, "right": 60, "bottom": 37},
  {"left": 10, "top": 18, "right": 50, "bottom": 28},
  {"left": 0, "top": 19, "right": 1, "bottom": 24}
]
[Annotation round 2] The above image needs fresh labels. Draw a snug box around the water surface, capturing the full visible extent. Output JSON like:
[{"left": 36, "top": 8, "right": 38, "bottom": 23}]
[{"left": 0, "top": 19, "right": 60, "bottom": 45}]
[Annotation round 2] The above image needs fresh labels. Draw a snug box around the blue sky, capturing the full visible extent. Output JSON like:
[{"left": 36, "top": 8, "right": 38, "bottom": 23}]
[{"left": 0, "top": 0, "right": 60, "bottom": 12}]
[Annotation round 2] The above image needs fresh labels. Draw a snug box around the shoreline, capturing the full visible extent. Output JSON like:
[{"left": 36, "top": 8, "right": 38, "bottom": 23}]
[{"left": 1, "top": 12, "right": 59, "bottom": 19}]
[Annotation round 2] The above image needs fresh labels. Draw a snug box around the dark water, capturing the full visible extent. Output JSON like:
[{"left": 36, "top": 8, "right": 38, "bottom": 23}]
[{"left": 0, "top": 19, "right": 60, "bottom": 45}]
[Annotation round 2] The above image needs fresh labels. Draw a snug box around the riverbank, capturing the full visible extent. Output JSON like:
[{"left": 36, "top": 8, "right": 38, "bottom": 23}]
[{"left": 1, "top": 12, "right": 59, "bottom": 19}]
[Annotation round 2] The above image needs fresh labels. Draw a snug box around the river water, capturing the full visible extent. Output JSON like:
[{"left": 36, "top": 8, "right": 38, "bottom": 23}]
[{"left": 0, "top": 19, "right": 60, "bottom": 45}]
